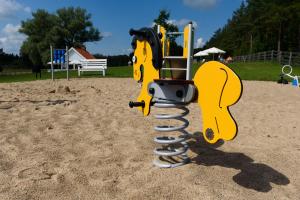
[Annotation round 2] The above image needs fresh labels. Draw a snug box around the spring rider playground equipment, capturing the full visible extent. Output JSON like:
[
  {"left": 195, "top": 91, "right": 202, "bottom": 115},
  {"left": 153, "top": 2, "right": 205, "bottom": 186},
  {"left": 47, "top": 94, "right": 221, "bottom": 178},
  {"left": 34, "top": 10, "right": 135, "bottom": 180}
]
[
  {"left": 278, "top": 65, "right": 299, "bottom": 87},
  {"left": 129, "top": 23, "right": 243, "bottom": 168}
]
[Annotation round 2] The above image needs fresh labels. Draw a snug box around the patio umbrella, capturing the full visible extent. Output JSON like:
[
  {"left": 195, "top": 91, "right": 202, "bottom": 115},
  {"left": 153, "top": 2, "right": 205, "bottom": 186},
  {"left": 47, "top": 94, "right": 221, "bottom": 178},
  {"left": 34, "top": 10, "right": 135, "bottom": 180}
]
[
  {"left": 194, "top": 51, "right": 209, "bottom": 57},
  {"left": 202, "top": 47, "right": 226, "bottom": 60}
]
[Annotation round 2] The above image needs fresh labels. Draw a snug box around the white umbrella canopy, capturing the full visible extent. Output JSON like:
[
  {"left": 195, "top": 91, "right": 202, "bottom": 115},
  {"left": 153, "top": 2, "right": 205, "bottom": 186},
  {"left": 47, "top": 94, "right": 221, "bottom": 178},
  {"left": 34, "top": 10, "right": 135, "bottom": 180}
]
[
  {"left": 194, "top": 51, "right": 209, "bottom": 57},
  {"left": 200, "top": 47, "right": 226, "bottom": 60},
  {"left": 203, "top": 47, "right": 226, "bottom": 54}
]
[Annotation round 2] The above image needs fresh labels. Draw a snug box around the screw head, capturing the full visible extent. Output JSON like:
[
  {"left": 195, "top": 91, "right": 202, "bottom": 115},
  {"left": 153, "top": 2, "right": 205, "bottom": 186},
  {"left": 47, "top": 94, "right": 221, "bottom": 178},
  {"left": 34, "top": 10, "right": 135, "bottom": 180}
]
[
  {"left": 176, "top": 90, "right": 184, "bottom": 98},
  {"left": 205, "top": 128, "right": 214, "bottom": 140},
  {"left": 149, "top": 88, "right": 155, "bottom": 95}
]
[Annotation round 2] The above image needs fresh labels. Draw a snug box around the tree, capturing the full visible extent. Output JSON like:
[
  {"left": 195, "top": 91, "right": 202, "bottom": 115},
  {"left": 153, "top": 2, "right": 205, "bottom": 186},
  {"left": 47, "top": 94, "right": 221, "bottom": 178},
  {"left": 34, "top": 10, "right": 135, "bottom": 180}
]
[
  {"left": 53, "top": 7, "right": 101, "bottom": 48},
  {"left": 0, "top": 49, "right": 24, "bottom": 70},
  {"left": 205, "top": 0, "right": 300, "bottom": 55},
  {"left": 20, "top": 7, "right": 101, "bottom": 66},
  {"left": 152, "top": 9, "right": 182, "bottom": 56},
  {"left": 20, "top": 9, "right": 55, "bottom": 66},
  {"left": 153, "top": 10, "right": 179, "bottom": 42},
  {"left": 94, "top": 54, "right": 130, "bottom": 67}
]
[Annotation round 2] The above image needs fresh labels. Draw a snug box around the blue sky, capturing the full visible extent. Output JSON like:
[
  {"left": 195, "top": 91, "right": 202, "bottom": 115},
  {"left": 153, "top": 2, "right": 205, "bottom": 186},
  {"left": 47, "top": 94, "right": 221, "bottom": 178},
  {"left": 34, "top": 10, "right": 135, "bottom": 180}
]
[{"left": 0, "top": 0, "right": 243, "bottom": 55}]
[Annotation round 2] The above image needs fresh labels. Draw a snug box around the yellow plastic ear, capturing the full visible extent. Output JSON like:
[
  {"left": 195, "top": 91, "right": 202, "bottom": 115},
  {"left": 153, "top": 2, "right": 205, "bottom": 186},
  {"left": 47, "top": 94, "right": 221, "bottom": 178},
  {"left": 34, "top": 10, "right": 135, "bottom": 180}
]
[
  {"left": 194, "top": 61, "right": 243, "bottom": 144},
  {"left": 133, "top": 40, "right": 160, "bottom": 116}
]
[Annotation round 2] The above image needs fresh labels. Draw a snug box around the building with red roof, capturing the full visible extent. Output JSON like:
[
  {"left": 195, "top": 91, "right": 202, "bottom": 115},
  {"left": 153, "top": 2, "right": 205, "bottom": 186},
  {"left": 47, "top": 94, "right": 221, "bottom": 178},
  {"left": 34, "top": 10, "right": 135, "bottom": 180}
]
[
  {"left": 48, "top": 47, "right": 104, "bottom": 71},
  {"left": 74, "top": 47, "right": 95, "bottom": 59},
  {"left": 67, "top": 47, "right": 96, "bottom": 68}
]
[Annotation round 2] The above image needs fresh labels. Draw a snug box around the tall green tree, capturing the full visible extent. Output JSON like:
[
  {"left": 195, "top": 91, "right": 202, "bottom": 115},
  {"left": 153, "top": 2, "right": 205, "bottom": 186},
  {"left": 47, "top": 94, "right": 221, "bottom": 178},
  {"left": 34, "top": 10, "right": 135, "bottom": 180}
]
[
  {"left": 153, "top": 9, "right": 179, "bottom": 42},
  {"left": 205, "top": 0, "right": 300, "bottom": 56},
  {"left": 20, "top": 9, "right": 56, "bottom": 66},
  {"left": 152, "top": 9, "right": 182, "bottom": 56},
  {"left": 20, "top": 7, "right": 101, "bottom": 66},
  {"left": 53, "top": 7, "right": 101, "bottom": 48}
]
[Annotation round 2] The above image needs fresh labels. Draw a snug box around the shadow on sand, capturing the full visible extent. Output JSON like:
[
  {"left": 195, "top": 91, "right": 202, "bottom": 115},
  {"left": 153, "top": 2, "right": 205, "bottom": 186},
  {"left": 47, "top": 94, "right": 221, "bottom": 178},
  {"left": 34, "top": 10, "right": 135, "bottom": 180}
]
[
  {"left": 189, "top": 132, "right": 290, "bottom": 192},
  {"left": 0, "top": 99, "right": 76, "bottom": 105}
]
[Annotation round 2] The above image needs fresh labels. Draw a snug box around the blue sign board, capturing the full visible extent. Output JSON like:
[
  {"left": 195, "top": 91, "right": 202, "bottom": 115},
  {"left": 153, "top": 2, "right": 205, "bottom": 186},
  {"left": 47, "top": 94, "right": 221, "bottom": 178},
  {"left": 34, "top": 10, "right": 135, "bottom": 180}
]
[{"left": 53, "top": 49, "right": 66, "bottom": 64}]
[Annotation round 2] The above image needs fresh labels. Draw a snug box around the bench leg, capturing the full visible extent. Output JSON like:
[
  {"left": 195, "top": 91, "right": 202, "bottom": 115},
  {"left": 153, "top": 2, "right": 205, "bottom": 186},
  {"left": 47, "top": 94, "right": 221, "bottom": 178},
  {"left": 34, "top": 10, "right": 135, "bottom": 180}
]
[{"left": 103, "top": 70, "right": 105, "bottom": 76}]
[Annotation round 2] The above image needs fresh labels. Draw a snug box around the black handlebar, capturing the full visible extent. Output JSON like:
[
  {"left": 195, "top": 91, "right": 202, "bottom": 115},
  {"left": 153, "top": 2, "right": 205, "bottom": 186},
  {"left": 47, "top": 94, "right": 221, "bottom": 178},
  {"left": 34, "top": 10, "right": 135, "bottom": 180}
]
[{"left": 129, "top": 101, "right": 145, "bottom": 108}]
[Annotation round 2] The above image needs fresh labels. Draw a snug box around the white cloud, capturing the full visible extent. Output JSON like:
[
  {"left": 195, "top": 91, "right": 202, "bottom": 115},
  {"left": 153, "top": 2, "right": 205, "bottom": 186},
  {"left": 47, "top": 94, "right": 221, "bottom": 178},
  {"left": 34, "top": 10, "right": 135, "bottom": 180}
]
[
  {"left": 3, "top": 23, "right": 20, "bottom": 34},
  {"left": 102, "top": 32, "right": 112, "bottom": 37},
  {"left": 183, "top": 0, "right": 217, "bottom": 9},
  {"left": 0, "top": 0, "right": 31, "bottom": 19},
  {"left": 0, "top": 24, "right": 27, "bottom": 54},
  {"left": 195, "top": 37, "right": 205, "bottom": 48},
  {"left": 151, "top": 19, "right": 197, "bottom": 29},
  {"left": 167, "top": 19, "right": 198, "bottom": 29}
]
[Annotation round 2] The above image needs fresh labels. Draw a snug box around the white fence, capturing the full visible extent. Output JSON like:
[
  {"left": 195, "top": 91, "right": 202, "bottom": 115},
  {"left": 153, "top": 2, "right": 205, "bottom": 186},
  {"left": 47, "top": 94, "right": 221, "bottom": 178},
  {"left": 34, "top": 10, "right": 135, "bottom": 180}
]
[{"left": 233, "top": 50, "right": 300, "bottom": 66}]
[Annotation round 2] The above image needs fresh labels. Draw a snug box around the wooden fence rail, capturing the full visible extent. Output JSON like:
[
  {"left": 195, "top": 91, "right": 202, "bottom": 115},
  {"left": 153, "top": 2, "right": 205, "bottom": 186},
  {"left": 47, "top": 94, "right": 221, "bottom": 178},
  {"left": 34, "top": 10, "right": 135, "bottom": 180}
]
[{"left": 232, "top": 50, "right": 300, "bottom": 66}]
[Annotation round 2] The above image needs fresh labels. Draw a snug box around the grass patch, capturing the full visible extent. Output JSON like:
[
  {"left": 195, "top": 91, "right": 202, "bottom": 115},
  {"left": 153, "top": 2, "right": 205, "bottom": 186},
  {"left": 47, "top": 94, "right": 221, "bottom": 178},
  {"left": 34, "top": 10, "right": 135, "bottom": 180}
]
[
  {"left": 1, "top": 62, "right": 299, "bottom": 83},
  {"left": 228, "top": 61, "right": 300, "bottom": 81},
  {"left": 1, "top": 66, "right": 31, "bottom": 72},
  {"left": 0, "top": 66, "right": 132, "bottom": 83}
]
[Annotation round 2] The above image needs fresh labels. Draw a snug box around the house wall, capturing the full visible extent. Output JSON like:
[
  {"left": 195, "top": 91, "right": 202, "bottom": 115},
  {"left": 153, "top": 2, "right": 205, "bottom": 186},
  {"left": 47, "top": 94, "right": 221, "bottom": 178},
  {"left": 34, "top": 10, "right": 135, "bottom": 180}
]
[{"left": 68, "top": 49, "right": 85, "bottom": 64}]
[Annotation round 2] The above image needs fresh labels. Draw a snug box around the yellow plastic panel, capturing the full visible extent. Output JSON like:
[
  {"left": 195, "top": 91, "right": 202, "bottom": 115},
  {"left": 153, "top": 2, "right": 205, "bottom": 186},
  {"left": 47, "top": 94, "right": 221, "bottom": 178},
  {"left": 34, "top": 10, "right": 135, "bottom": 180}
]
[
  {"left": 133, "top": 40, "right": 160, "bottom": 116},
  {"left": 159, "top": 26, "right": 167, "bottom": 57},
  {"left": 194, "top": 61, "right": 243, "bottom": 143},
  {"left": 183, "top": 25, "right": 189, "bottom": 58}
]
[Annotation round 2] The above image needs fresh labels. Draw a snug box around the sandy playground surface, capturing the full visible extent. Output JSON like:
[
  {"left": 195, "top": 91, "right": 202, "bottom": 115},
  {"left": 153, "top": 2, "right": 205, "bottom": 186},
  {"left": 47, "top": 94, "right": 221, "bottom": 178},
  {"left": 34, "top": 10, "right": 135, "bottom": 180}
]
[{"left": 0, "top": 78, "right": 299, "bottom": 200}]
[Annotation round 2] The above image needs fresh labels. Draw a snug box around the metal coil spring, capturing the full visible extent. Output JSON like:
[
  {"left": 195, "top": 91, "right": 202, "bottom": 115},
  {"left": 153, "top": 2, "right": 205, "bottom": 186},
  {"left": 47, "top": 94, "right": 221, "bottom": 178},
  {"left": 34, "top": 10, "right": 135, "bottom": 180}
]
[{"left": 153, "top": 100, "right": 190, "bottom": 168}]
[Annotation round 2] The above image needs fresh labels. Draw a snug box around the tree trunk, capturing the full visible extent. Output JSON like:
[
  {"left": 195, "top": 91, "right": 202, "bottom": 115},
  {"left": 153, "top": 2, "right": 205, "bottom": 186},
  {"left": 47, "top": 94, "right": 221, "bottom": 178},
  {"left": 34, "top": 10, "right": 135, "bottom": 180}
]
[
  {"left": 250, "top": 33, "right": 253, "bottom": 54},
  {"left": 277, "top": 22, "right": 282, "bottom": 52},
  {"left": 298, "top": 25, "right": 300, "bottom": 51},
  {"left": 277, "top": 22, "right": 282, "bottom": 62}
]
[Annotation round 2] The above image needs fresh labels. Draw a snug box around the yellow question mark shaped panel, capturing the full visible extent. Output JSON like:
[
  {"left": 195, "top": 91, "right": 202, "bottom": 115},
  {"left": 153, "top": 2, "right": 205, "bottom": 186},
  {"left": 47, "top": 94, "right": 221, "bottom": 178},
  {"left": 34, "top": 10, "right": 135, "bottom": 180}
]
[
  {"left": 194, "top": 61, "right": 243, "bottom": 144},
  {"left": 133, "top": 40, "right": 160, "bottom": 116}
]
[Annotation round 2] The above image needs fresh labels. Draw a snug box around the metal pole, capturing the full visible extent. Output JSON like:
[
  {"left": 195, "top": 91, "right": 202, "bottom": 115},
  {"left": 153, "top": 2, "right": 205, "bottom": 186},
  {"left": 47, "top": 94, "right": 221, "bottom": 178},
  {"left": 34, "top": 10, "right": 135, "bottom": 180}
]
[
  {"left": 66, "top": 46, "right": 69, "bottom": 80},
  {"left": 186, "top": 23, "right": 193, "bottom": 80},
  {"left": 50, "top": 45, "right": 54, "bottom": 81},
  {"left": 289, "top": 52, "right": 292, "bottom": 65}
]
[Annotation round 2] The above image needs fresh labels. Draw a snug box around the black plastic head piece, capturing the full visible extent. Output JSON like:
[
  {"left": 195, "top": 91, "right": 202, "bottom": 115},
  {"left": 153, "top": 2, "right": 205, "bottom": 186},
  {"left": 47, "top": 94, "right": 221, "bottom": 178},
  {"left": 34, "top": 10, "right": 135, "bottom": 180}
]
[{"left": 128, "top": 27, "right": 162, "bottom": 70}]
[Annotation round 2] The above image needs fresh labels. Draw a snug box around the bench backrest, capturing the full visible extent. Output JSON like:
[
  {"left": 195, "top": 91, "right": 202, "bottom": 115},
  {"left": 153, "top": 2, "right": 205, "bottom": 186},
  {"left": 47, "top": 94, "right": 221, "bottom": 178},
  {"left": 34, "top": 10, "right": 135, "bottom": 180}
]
[{"left": 81, "top": 59, "right": 107, "bottom": 69}]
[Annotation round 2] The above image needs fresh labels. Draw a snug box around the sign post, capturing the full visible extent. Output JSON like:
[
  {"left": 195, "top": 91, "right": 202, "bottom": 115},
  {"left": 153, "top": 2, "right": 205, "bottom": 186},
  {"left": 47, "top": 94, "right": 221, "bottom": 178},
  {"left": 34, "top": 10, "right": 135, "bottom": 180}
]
[
  {"left": 50, "top": 46, "right": 69, "bottom": 81},
  {"left": 50, "top": 45, "right": 54, "bottom": 80},
  {"left": 66, "top": 46, "right": 69, "bottom": 80}
]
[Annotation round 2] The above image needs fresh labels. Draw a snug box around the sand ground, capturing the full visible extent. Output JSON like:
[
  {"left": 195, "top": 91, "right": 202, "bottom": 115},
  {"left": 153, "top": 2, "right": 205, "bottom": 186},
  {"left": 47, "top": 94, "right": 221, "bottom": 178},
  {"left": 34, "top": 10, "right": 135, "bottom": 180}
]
[{"left": 0, "top": 78, "right": 299, "bottom": 200}]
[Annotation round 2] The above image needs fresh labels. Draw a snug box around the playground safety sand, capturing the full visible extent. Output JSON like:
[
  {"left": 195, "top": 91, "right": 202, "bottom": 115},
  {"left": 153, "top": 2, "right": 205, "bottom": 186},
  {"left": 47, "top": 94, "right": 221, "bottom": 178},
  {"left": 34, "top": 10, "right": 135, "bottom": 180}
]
[{"left": 0, "top": 78, "right": 299, "bottom": 200}]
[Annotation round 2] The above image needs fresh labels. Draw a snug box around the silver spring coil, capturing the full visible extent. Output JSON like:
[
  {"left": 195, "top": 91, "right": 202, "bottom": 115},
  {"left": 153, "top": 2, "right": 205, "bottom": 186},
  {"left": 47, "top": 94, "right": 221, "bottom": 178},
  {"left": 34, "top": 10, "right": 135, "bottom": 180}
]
[{"left": 153, "top": 100, "right": 190, "bottom": 168}]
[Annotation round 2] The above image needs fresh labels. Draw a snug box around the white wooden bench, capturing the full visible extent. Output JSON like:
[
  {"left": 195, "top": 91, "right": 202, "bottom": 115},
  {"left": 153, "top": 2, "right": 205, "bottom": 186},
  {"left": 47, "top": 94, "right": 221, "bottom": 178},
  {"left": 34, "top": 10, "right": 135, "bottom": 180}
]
[{"left": 78, "top": 59, "right": 107, "bottom": 76}]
